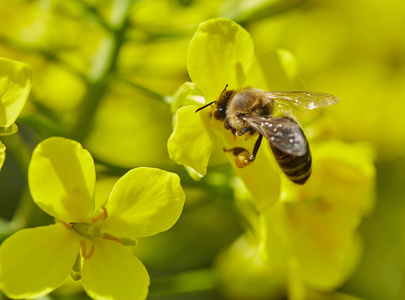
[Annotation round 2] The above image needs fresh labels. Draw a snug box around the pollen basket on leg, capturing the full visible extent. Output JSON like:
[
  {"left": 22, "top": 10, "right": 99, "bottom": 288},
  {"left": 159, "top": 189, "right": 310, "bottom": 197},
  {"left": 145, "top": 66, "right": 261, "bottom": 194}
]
[{"left": 235, "top": 151, "right": 252, "bottom": 168}]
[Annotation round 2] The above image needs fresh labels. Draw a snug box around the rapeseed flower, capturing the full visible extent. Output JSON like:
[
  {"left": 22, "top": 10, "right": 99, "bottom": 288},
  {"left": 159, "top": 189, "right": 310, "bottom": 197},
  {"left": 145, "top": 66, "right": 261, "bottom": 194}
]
[
  {"left": 0, "top": 137, "right": 185, "bottom": 299},
  {"left": 168, "top": 18, "right": 300, "bottom": 211},
  {"left": 216, "top": 141, "right": 375, "bottom": 299},
  {"left": 168, "top": 17, "right": 376, "bottom": 298},
  {"left": 261, "top": 140, "right": 375, "bottom": 297}
]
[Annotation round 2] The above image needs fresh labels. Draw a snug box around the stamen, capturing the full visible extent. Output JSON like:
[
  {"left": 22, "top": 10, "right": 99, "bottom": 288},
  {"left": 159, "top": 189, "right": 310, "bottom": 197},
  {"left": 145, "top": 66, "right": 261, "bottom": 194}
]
[
  {"left": 62, "top": 221, "right": 72, "bottom": 230},
  {"left": 103, "top": 233, "right": 122, "bottom": 244},
  {"left": 80, "top": 240, "right": 95, "bottom": 259},
  {"left": 91, "top": 206, "right": 108, "bottom": 223}
]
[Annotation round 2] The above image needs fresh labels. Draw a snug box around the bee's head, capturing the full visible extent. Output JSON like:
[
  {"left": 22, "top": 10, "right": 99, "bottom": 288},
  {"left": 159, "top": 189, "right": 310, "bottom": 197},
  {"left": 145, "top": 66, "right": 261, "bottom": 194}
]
[
  {"left": 213, "top": 87, "right": 235, "bottom": 120},
  {"left": 195, "top": 84, "right": 235, "bottom": 120},
  {"left": 213, "top": 100, "right": 228, "bottom": 120}
]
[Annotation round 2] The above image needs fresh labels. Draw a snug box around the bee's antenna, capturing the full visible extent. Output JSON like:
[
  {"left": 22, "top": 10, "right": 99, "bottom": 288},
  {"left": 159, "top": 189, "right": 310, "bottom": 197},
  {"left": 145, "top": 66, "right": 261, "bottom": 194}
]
[
  {"left": 221, "top": 84, "right": 229, "bottom": 94},
  {"left": 195, "top": 84, "right": 228, "bottom": 113},
  {"left": 195, "top": 101, "right": 216, "bottom": 113}
]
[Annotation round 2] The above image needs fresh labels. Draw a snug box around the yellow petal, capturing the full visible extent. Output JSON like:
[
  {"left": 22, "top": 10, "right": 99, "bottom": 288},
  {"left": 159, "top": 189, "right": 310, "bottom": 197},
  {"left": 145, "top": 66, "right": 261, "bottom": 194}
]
[
  {"left": 168, "top": 105, "right": 216, "bottom": 176},
  {"left": 28, "top": 137, "right": 96, "bottom": 222},
  {"left": 261, "top": 140, "right": 375, "bottom": 290},
  {"left": 0, "top": 223, "right": 79, "bottom": 299},
  {"left": 82, "top": 239, "right": 150, "bottom": 300},
  {"left": 101, "top": 167, "right": 185, "bottom": 238},
  {"left": 187, "top": 18, "right": 255, "bottom": 101},
  {"left": 288, "top": 202, "right": 362, "bottom": 290},
  {"left": 170, "top": 81, "right": 202, "bottom": 113},
  {"left": 216, "top": 233, "right": 286, "bottom": 300},
  {"left": 0, "top": 57, "right": 32, "bottom": 127},
  {"left": 245, "top": 49, "right": 301, "bottom": 91},
  {"left": 0, "top": 140, "right": 5, "bottom": 171}
]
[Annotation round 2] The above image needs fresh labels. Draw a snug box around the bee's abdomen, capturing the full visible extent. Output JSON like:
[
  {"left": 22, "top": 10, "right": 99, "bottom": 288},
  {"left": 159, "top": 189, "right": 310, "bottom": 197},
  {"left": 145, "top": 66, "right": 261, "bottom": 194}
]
[{"left": 270, "top": 145, "right": 312, "bottom": 185}]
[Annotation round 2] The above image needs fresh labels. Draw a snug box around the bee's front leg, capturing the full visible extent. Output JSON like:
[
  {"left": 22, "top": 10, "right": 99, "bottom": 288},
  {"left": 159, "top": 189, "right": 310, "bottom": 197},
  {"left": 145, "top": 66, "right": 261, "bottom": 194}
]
[{"left": 235, "top": 127, "right": 251, "bottom": 136}]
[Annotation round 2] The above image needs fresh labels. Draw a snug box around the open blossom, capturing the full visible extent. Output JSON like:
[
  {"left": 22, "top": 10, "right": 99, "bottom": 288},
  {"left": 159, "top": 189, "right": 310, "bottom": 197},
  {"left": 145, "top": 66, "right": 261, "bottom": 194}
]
[
  {"left": 167, "top": 18, "right": 376, "bottom": 298},
  {"left": 167, "top": 18, "right": 301, "bottom": 211},
  {"left": 260, "top": 140, "right": 375, "bottom": 297},
  {"left": 216, "top": 140, "right": 375, "bottom": 299},
  {"left": 0, "top": 137, "right": 185, "bottom": 299}
]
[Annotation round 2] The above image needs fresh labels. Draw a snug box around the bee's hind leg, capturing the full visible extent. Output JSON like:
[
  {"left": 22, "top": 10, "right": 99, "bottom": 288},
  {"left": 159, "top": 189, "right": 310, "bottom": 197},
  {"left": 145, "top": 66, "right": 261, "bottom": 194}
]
[
  {"left": 249, "top": 134, "right": 263, "bottom": 162},
  {"left": 223, "top": 135, "right": 263, "bottom": 168}
]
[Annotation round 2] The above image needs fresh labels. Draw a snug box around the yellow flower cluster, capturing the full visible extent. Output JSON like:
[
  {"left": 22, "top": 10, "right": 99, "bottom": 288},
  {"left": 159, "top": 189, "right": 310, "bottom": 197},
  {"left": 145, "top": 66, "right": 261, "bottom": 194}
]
[{"left": 0, "top": 2, "right": 382, "bottom": 298}]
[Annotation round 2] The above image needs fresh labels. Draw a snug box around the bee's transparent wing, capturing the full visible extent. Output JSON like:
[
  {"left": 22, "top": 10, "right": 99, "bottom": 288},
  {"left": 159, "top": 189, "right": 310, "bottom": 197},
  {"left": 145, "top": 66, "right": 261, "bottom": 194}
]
[
  {"left": 242, "top": 115, "right": 307, "bottom": 156},
  {"left": 265, "top": 91, "right": 339, "bottom": 111}
]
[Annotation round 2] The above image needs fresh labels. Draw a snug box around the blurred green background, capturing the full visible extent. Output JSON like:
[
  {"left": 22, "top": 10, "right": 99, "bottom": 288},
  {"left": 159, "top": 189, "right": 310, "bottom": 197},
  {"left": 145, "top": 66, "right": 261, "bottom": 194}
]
[{"left": 0, "top": 0, "right": 404, "bottom": 299}]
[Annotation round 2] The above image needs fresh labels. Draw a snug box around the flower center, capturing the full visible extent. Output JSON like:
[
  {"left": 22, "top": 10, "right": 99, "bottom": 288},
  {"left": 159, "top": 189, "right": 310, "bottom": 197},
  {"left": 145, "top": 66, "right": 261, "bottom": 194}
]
[{"left": 65, "top": 206, "right": 122, "bottom": 259}]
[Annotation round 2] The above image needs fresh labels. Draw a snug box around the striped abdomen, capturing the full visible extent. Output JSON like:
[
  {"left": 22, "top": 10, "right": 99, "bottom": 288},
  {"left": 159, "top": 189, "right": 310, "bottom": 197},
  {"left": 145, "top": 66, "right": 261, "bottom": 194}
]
[{"left": 269, "top": 143, "right": 312, "bottom": 185}]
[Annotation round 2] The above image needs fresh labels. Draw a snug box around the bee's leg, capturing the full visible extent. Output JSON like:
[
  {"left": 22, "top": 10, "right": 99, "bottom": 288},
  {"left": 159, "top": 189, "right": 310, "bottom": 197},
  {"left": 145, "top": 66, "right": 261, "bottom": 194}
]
[
  {"left": 249, "top": 134, "right": 263, "bottom": 162},
  {"left": 223, "top": 135, "right": 263, "bottom": 168},
  {"left": 223, "top": 147, "right": 248, "bottom": 156},
  {"left": 223, "top": 147, "right": 250, "bottom": 168},
  {"left": 236, "top": 127, "right": 251, "bottom": 136}
]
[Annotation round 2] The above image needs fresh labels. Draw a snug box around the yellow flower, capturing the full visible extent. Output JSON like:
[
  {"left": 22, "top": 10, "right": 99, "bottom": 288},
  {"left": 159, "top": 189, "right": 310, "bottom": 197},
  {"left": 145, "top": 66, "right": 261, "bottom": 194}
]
[
  {"left": 214, "top": 140, "right": 375, "bottom": 299},
  {"left": 0, "top": 137, "right": 185, "bottom": 299},
  {"left": 261, "top": 140, "right": 375, "bottom": 296},
  {"left": 168, "top": 18, "right": 300, "bottom": 211},
  {"left": 0, "top": 57, "right": 32, "bottom": 170}
]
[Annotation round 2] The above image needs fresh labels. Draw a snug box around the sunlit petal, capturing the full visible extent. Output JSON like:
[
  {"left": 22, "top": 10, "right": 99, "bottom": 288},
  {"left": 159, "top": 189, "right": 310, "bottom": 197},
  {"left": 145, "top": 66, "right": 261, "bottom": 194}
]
[
  {"left": 0, "top": 57, "right": 32, "bottom": 127},
  {"left": 168, "top": 105, "right": 216, "bottom": 176},
  {"left": 0, "top": 223, "right": 79, "bottom": 299},
  {"left": 82, "top": 239, "right": 149, "bottom": 300},
  {"left": 169, "top": 81, "right": 202, "bottom": 113},
  {"left": 28, "top": 137, "right": 96, "bottom": 222},
  {"left": 245, "top": 49, "right": 301, "bottom": 91},
  {"left": 101, "top": 167, "right": 185, "bottom": 239},
  {"left": 187, "top": 18, "right": 255, "bottom": 101}
]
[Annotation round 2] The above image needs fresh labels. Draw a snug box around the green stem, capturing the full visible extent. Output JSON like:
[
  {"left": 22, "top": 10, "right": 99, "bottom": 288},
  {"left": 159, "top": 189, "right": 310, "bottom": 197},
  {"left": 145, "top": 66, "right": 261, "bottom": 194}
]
[
  {"left": 69, "top": 0, "right": 133, "bottom": 142},
  {"left": 233, "top": 0, "right": 309, "bottom": 26},
  {"left": 67, "top": 0, "right": 111, "bottom": 32},
  {"left": 111, "top": 74, "right": 171, "bottom": 105}
]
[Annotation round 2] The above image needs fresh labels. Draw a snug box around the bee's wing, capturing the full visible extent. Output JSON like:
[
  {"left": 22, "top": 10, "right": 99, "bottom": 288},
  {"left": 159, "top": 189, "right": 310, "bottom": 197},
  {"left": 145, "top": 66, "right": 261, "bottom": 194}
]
[
  {"left": 265, "top": 91, "right": 339, "bottom": 111},
  {"left": 242, "top": 115, "right": 307, "bottom": 156}
]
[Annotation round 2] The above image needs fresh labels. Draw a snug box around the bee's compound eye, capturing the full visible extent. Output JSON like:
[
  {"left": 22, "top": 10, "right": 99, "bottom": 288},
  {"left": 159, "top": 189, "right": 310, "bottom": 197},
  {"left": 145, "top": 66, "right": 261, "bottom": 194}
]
[{"left": 214, "top": 107, "right": 226, "bottom": 120}]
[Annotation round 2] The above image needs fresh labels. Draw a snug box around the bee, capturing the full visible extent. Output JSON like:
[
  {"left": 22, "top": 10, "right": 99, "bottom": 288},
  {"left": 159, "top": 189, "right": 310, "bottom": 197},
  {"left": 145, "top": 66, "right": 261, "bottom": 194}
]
[{"left": 196, "top": 85, "right": 339, "bottom": 184}]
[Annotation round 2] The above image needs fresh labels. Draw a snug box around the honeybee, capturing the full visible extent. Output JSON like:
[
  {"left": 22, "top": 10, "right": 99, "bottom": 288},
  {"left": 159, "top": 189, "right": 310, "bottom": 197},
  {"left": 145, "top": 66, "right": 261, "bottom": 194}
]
[{"left": 196, "top": 85, "right": 339, "bottom": 184}]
